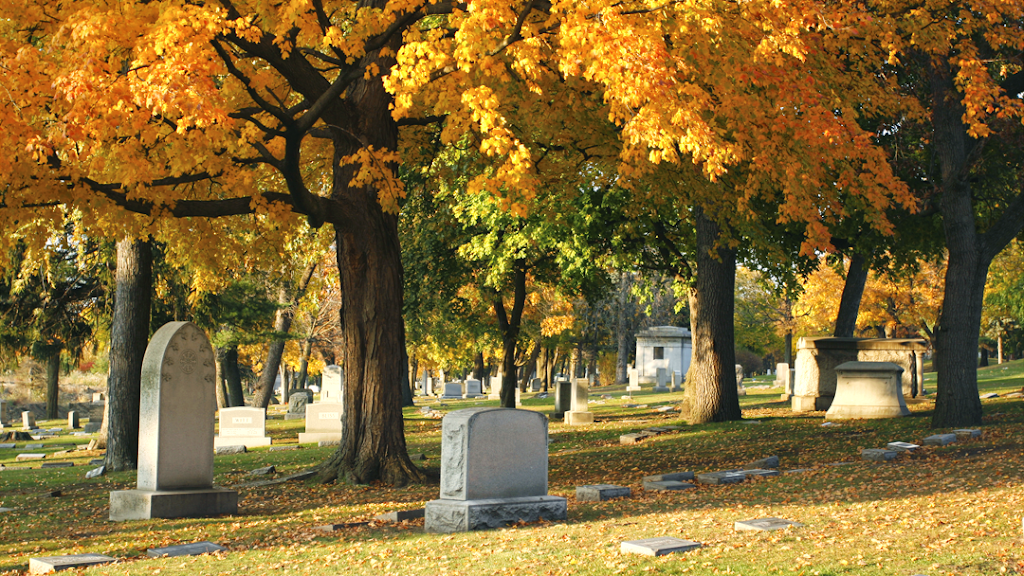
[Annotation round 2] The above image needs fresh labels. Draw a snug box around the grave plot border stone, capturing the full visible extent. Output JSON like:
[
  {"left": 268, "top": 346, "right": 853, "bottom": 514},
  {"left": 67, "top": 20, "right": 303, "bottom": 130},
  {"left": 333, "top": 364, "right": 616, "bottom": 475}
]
[
  {"left": 922, "top": 433, "right": 957, "bottom": 446},
  {"left": 642, "top": 472, "right": 695, "bottom": 482},
  {"left": 621, "top": 537, "right": 701, "bottom": 556},
  {"left": 953, "top": 429, "right": 982, "bottom": 439},
  {"left": 28, "top": 554, "right": 115, "bottom": 574},
  {"left": 576, "top": 484, "right": 631, "bottom": 501},
  {"left": 861, "top": 449, "right": 898, "bottom": 462},
  {"left": 734, "top": 517, "right": 804, "bottom": 532},
  {"left": 886, "top": 442, "right": 919, "bottom": 452},
  {"left": 741, "top": 468, "right": 779, "bottom": 478},
  {"left": 146, "top": 541, "right": 227, "bottom": 558}
]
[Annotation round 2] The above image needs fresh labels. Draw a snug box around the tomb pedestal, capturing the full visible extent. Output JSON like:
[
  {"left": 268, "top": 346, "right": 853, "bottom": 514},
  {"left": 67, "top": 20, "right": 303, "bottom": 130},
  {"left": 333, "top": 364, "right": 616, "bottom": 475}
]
[
  {"left": 825, "top": 361, "right": 909, "bottom": 420},
  {"left": 110, "top": 488, "right": 238, "bottom": 521},
  {"left": 425, "top": 496, "right": 567, "bottom": 533}
]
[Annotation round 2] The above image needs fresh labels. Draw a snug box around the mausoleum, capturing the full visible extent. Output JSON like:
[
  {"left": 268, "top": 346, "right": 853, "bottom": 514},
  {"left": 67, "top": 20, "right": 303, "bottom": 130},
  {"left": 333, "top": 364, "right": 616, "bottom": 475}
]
[{"left": 634, "top": 326, "right": 692, "bottom": 384}]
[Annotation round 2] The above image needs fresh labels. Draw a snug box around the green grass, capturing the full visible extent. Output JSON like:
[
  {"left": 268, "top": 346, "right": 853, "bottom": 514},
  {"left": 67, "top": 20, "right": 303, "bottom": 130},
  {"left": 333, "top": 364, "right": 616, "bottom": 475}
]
[{"left": 3, "top": 361, "right": 1024, "bottom": 575}]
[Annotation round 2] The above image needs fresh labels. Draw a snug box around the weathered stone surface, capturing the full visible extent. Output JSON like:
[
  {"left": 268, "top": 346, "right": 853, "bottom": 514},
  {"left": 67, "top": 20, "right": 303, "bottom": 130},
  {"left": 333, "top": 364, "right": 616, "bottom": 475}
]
[
  {"left": 953, "top": 429, "right": 982, "bottom": 439},
  {"left": 318, "top": 440, "right": 340, "bottom": 447},
  {"left": 248, "top": 465, "right": 276, "bottom": 476},
  {"left": 25, "top": 443, "right": 44, "bottom": 449},
  {"left": 861, "top": 449, "right": 898, "bottom": 462},
  {"left": 734, "top": 517, "right": 804, "bottom": 532},
  {"left": 621, "top": 537, "right": 701, "bottom": 556},
  {"left": 16, "top": 453, "right": 45, "bottom": 461},
  {"left": 642, "top": 472, "right": 694, "bottom": 482},
  {"left": 553, "top": 380, "right": 572, "bottom": 417},
  {"left": 620, "top": 433, "right": 648, "bottom": 445},
  {"left": 374, "top": 509, "right": 425, "bottom": 522},
  {"left": 696, "top": 471, "right": 746, "bottom": 485},
  {"left": 298, "top": 403, "right": 343, "bottom": 444},
  {"left": 286, "top": 393, "right": 309, "bottom": 418},
  {"left": 110, "top": 322, "right": 236, "bottom": 521},
  {"left": 576, "top": 484, "right": 631, "bottom": 501},
  {"left": 743, "top": 456, "right": 780, "bottom": 470},
  {"left": 886, "top": 442, "right": 919, "bottom": 452},
  {"left": 463, "top": 379, "right": 484, "bottom": 399},
  {"left": 922, "top": 433, "right": 957, "bottom": 446},
  {"left": 215, "top": 445, "right": 247, "bottom": 455},
  {"left": 0, "top": 443, "right": 16, "bottom": 449},
  {"left": 424, "top": 496, "right": 567, "bottom": 533},
  {"left": 268, "top": 446, "right": 299, "bottom": 452},
  {"left": 980, "top": 393, "right": 999, "bottom": 399},
  {"left": 28, "top": 554, "right": 115, "bottom": 574},
  {"left": 439, "top": 408, "right": 549, "bottom": 501},
  {"left": 147, "top": 541, "right": 226, "bottom": 558},
  {"left": 109, "top": 488, "right": 238, "bottom": 521},
  {"left": 320, "top": 365, "right": 344, "bottom": 403},
  {"left": 825, "top": 361, "right": 910, "bottom": 420},
  {"left": 642, "top": 480, "right": 695, "bottom": 491},
  {"left": 86, "top": 466, "right": 106, "bottom": 479}
]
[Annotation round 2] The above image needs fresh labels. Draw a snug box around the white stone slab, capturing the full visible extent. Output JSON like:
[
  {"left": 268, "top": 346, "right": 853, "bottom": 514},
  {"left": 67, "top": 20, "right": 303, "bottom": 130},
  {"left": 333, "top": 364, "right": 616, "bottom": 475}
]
[
  {"left": 621, "top": 537, "right": 701, "bottom": 556},
  {"left": 321, "top": 365, "right": 344, "bottom": 403},
  {"left": 28, "top": 553, "right": 115, "bottom": 574},
  {"left": 16, "top": 453, "right": 46, "bottom": 461},
  {"left": 886, "top": 441, "right": 919, "bottom": 452},
  {"left": 734, "top": 517, "right": 804, "bottom": 531}
]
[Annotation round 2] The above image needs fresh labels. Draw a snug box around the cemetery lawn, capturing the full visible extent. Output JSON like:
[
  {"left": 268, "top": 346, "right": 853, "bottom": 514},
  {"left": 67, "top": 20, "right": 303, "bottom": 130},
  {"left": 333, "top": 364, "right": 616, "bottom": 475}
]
[{"left": 2, "top": 362, "right": 1024, "bottom": 575}]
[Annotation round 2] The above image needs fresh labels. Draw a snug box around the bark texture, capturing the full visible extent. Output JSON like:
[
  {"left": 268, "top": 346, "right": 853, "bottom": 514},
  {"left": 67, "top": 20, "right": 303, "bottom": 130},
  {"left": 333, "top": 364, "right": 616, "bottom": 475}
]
[
  {"left": 105, "top": 238, "right": 152, "bottom": 472},
  {"left": 495, "top": 259, "right": 528, "bottom": 408},
  {"left": 252, "top": 263, "right": 315, "bottom": 408},
  {"left": 833, "top": 252, "right": 869, "bottom": 338},
  {"left": 45, "top": 350, "right": 61, "bottom": 420},
  {"left": 683, "top": 208, "right": 742, "bottom": 423}
]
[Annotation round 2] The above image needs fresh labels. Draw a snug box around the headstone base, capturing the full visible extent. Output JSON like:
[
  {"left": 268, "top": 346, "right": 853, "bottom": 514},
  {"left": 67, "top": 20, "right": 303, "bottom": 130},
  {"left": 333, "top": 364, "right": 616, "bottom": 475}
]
[
  {"left": 284, "top": 413, "right": 305, "bottom": 420},
  {"left": 625, "top": 385, "right": 641, "bottom": 393},
  {"left": 576, "top": 484, "right": 631, "bottom": 501},
  {"left": 653, "top": 385, "right": 669, "bottom": 393},
  {"left": 564, "top": 411, "right": 594, "bottom": 426},
  {"left": 424, "top": 495, "right": 567, "bottom": 533},
  {"left": 297, "top": 432, "right": 343, "bottom": 444},
  {"left": 214, "top": 436, "right": 271, "bottom": 449},
  {"left": 791, "top": 395, "right": 831, "bottom": 412},
  {"left": 779, "top": 393, "right": 791, "bottom": 401},
  {"left": 109, "top": 488, "right": 238, "bottom": 521}
]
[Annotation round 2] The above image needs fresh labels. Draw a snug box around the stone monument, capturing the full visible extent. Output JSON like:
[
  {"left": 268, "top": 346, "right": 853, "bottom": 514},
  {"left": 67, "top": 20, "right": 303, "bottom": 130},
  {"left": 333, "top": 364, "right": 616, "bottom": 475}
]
[
  {"left": 214, "top": 406, "right": 272, "bottom": 448},
  {"left": 321, "top": 365, "right": 343, "bottom": 403},
  {"left": 553, "top": 379, "right": 572, "bottom": 417},
  {"left": 297, "top": 402, "right": 344, "bottom": 444},
  {"left": 463, "top": 379, "right": 484, "bottom": 399},
  {"left": 285, "top": 393, "right": 308, "bottom": 420},
  {"left": 424, "top": 408, "right": 567, "bottom": 532},
  {"left": 635, "top": 326, "right": 692, "bottom": 385},
  {"left": 565, "top": 378, "right": 594, "bottom": 425},
  {"left": 22, "top": 411, "right": 36, "bottom": 430},
  {"left": 68, "top": 411, "right": 80, "bottom": 429},
  {"left": 736, "top": 364, "right": 746, "bottom": 396},
  {"left": 109, "top": 321, "right": 237, "bottom": 521},
  {"left": 654, "top": 367, "right": 670, "bottom": 393},
  {"left": 825, "top": 361, "right": 910, "bottom": 420}
]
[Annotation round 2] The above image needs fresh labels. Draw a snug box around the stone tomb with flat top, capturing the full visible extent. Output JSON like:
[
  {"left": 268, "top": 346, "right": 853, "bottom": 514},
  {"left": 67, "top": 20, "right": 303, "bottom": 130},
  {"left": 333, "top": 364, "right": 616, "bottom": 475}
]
[
  {"left": 425, "top": 408, "right": 566, "bottom": 532},
  {"left": 109, "top": 321, "right": 237, "bottom": 521}
]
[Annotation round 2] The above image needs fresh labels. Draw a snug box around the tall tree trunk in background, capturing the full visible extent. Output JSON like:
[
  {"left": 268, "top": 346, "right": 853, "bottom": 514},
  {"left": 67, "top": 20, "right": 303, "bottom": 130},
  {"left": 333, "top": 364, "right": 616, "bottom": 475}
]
[
  {"left": 221, "top": 344, "right": 245, "bottom": 407},
  {"left": 215, "top": 349, "right": 228, "bottom": 409},
  {"left": 44, "top": 348, "right": 61, "bottom": 420},
  {"left": 928, "top": 57, "right": 1024, "bottom": 428},
  {"left": 473, "top": 352, "right": 485, "bottom": 381},
  {"left": 683, "top": 208, "right": 742, "bottom": 423},
  {"left": 105, "top": 237, "right": 152, "bottom": 472},
  {"left": 615, "top": 272, "right": 632, "bottom": 384},
  {"left": 833, "top": 252, "right": 869, "bottom": 338},
  {"left": 295, "top": 338, "right": 314, "bottom": 390},
  {"left": 495, "top": 259, "right": 527, "bottom": 408},
  {"left": 252, "top": 263, "right": 316, "bottom": 408},
  {"left": 400, "top": 347, "right": 414, "bottom": 407},
  {"left": 784, "top": 331, "right": 793, "bottom": 366},
  {"left": 519, "top": 342, "right": 541, "bottom": 391}
]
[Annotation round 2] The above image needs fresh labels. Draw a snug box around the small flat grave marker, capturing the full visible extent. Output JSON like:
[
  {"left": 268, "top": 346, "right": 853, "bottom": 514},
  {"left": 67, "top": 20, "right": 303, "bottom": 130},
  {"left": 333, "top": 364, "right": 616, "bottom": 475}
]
[
  {"left": 147, "top": 541, "right": 227, "bottom": 558},
  {"left": 268, "top": 446, "right": 299, "bottom": 452},
  {"left": 25, "top": 443, "right": 45, "bottom": 449},
  {"left": 642, "top": 472, "right": 694, "bottom": 483},
  {"left": 980, "top": 393, "right": 999, "bottom": 399},
  {"left": 576, "top": 484, "right": 631, "bottom": 501},
  {"left": 953, "top": 429, "right": 982, "bottom": 439},
  {"left": 40, "top": 462, "right": 74, "bottom": 468},
  {"left": 743, "top": 456, "right": 780, "bottom": 470},
  {"left": 734, "top": 517, "right": 804, "bottom": 532},
  {"left": 16, "top": 453, "right": 46, "bottom": 461},
  {"left": 643, "top": 480, "right": 695, "bottom": 492},
  {"left": 886, "top": 442, "right": 919, "bottom": 452},
  {"left": 0, "top": 443, "right": 16, "bottom": 449},
  {"left": 374, "top": 509, "right": 425, "bottom": 522},
  {"left": 620, "top": 433, "right": 647, "bottom": 445},
  {"left": 0, "top": 507, "right": 13, "bottom": 513},
  {"left": 784, "top": 468, "right": 813, "bottom": 474},
  {"left": 313, "top": 522, "right": 369, "bottom": 532},
  {"left": 28, "top": 553, "right": 115, "bottom": 574},
  {"left": 742, "top": 469, "right": 779, "bottom": 478},
  {"left": 861, "top": 449, "right": 898, "bottom": 462},
  {"left": 85, "top": 466, "right": 105, "bottom": 479},
  {"left": 215, "top": 445, "right": 247, "bottom": 455},
  {"left": 621, "top": 537, "right": 701, "bottom": 557},
  {"left": 696, "top": 471, "right": 746, "bottom": 485},
  {"left": 922, "top": 433, "right": 957, "bottom": 446},
  {"left": 643, "top": 427, "right": 670, "bottom": 434}
]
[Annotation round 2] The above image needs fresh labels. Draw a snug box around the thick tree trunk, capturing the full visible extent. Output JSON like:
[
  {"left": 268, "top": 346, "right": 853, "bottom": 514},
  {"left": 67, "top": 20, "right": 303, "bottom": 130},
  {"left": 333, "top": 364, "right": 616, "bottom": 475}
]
[
  {"left": 683, "top": 208, "right": 742, "bottom": 423},
  {"left": 45, "top": 349, "right": 61, "bottom": 420},
  {"left": 215, "top": 348, "right": 229, "bottom": 409},
  {"left": 295, "top": 338, "right": 313, "bottom": 390},
  {"left": 833, "top": 252, "right": 869, "bottom": 337},
  {"left": 105, "top": 238, "right": 152, "bottom": 472},
  {"left": 473, "top": 352, "right": 485, "bottom": 381}
]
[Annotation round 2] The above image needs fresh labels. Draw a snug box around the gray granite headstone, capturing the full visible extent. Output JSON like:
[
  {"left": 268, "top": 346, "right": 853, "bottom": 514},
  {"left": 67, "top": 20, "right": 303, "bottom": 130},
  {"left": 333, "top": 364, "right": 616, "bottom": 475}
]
[
  {"left": 108, "top": 321, "right": 237, "bottom": 521},
  {"left": 643, "top": 480, "right": 695, "bottom": 491},
  {"left": 565, "top": 379, "right": 593, "bottom": 425},
  {"left": 285, "top": 393, "right": 308, "bottom": 420},
  {"left": 425, "top": 408, "right": 566, "bottom": 532},
  {"left": 41, "top": 461, "right": 73, "bottom": 468},
  {"left": 953, "top": 429, "right": 981, "bottom": 439},
  {"left": 621, "top": 537, "right": 701, "bottom": 556},
  {"left": 743, "top": 456, "right": 780, "bottom": 469},
  {"left": 886, "top": 441, "right": 919, "bottom": 452},
  {"left": 742, "top": 469, "right": 780, "bottom": 478},
  {"left": 22, "top": 411, "right": 36, "bottom": 429},
  {"left": 28, "top": 554, "right": 115, "bottom": 574},
  {"left": 576, "top": 484, "right": 631, "bottom": 501},
  {"left": 861, "top": 449, "right": 898, "bottom": 462},
  {"left": 553, "top": 380, "right": 572, "bottom": 417},
  {"left": 463, "top": 379, "right": 484, "bottom": 399},
  {"left": 643, "top": 472, "right": 694, "bottom": 482},
  {"left": 16, "top": 453, "right": 45, "bottom": 461},
  {"left": 441, "top": 382, "right": 463, "bottom": 399},
  {"left": 67, "top": 412, "right": 80, "bottom": 430},
  {"left": 696, "top": 471, "right": 746, "bottom": 485},
  {"left": 734, "top": 517, "right": 804, "bottom": 531},
  {"left": 0, "top": 443, "right": 15, "bottom": 449},
  {"left": 147, "top": 541, "right": 226, "bottom": 558}
]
